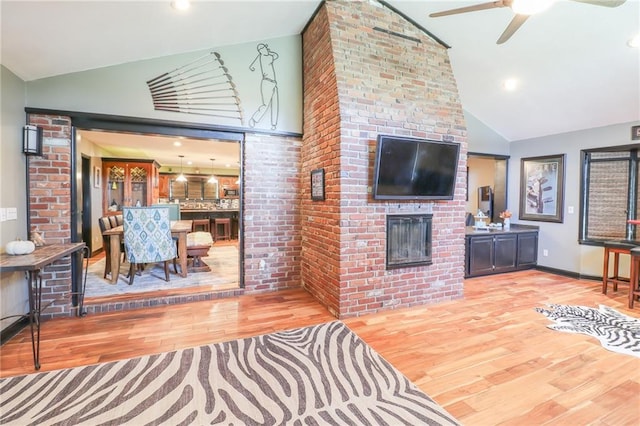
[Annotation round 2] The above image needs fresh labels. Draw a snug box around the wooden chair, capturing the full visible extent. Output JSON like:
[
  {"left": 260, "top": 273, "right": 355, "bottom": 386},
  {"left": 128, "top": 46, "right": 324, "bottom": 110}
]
[
  {"left": 214, "top": 218, "right": 231, "bottom": 241},
  {"left": 602, "top": 240, "right": 638, "bottom": 294},
  {"left": 122, "top": 207, "right": 177, "bottom": 285},
  {"left": 98, "top": 216, "right": 125, "bottom": 279},
  {"left": 629, "top": 247, "right": 640, "bottom": 308},
  {"left": 192, "top": 219, "right": 210, "bottom": 233}
]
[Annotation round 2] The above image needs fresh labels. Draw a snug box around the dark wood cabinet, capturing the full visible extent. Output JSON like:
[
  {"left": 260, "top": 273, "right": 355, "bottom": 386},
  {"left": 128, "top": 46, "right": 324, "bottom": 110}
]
[
  {"left": 102, "top": 158, "right": 159, "bottom": 215},
  {"left": 466, "top": 228, "right": 538, "bottom": 277}
]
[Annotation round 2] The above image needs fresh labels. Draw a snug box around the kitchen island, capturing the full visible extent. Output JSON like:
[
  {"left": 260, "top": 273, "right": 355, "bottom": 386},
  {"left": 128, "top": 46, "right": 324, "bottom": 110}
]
[
  {"left": 465, "top": 224, "right": 539, "bottom": 278},
  {"left": 180, "top": 209, "right": 239, "bottom": 239}
]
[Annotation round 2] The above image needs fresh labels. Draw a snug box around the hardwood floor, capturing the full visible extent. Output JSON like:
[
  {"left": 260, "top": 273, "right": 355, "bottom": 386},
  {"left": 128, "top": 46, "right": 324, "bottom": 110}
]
[{"left": 1, "top": 270, "right": 639, "bottom": 425}]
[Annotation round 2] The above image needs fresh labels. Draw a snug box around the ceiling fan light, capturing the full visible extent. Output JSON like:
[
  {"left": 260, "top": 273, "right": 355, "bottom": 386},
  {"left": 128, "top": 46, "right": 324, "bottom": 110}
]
[{"left": 511, "top": 0, "right": 554, "bottom": 15}]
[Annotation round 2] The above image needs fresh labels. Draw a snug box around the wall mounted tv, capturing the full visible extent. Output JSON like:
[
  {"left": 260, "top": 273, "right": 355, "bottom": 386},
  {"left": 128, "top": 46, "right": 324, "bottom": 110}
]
[{"left": 373, "top": 135, "right": 460, "bottom": 200}]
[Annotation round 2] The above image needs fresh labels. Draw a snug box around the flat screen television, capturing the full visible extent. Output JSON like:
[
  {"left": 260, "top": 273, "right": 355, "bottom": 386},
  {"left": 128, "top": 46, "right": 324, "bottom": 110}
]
[{"left": 373, "top": 135, "right": 460, "bottom": 200}]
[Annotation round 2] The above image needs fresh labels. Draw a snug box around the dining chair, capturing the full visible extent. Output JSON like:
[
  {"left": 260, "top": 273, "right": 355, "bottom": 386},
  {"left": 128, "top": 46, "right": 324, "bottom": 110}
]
[
  {"left": 122, "top": 206, "right": 177, "bottom": 285},
  {"left": 98, "top": 216, "right": 125, "bottom": 279}
]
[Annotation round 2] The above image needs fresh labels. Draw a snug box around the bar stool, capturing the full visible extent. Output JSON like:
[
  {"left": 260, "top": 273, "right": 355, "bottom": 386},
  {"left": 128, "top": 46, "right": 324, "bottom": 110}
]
[
  {"left": 192, "top": 219, "right": 210, "bottom": 233},
  {"left": 602, "top": 240, "right": 638, "bottom": 294},
  {"left": 629, "top": 247, "right": 640, "bottom": 308},
  {"left": 214, "top": 218, "right": 231, "bottom": 241}
]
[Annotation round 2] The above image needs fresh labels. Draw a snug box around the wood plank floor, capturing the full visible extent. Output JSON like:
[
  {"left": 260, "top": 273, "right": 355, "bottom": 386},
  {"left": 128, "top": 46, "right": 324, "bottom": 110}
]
[{"left": 1, "top": 270, "right": 639, "bottom": 425}]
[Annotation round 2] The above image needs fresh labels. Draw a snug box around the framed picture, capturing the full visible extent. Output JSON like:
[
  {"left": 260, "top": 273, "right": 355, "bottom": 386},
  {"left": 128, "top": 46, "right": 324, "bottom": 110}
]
[
  {"left": 519, "top": 154, "right": 565, "bottom": 223},
  {"left": 632, "top": 125, "right": 640, "bottom": 141},
  {"left": 311, "top": 168, "right": 325, "bottom": 201},
  {"left": 94, "top": 166, "right": 101, "bottom": 188}
]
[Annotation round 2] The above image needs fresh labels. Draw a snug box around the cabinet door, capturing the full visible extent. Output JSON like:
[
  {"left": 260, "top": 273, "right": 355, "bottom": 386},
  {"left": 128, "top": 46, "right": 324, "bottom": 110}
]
[
  {"left": 468, "top": 235, "right": 495, "bottom": 276},
  {"left": 159, "top": 175, "right": 170, "bottom": 199},
  {"left": 494, "top": 234, "right": 517, "bottom": 271},
  {"left": 128, "top": 164, "right": 149, "bottom": 207},
  {"left": 517, "top": 232, "right": 538, "bottom": 268}
]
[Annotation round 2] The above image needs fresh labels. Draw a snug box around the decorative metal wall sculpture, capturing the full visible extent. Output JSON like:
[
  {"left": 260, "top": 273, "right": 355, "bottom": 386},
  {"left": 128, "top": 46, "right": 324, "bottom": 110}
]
[
  {"left": 248, "top": 43, "right": 279, "bottom": 130},
  {"left": 147, "top": 51, "right": 243, "bottom": 122}
]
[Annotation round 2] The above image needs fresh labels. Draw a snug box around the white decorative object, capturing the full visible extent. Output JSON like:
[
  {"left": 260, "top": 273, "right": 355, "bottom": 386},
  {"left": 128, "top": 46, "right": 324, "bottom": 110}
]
[
  {"left": 5, "top": 239, "right": 36, "bottom": 255},
  {"left": 503, "top": 218, "right": 511, "bottom": 230}
]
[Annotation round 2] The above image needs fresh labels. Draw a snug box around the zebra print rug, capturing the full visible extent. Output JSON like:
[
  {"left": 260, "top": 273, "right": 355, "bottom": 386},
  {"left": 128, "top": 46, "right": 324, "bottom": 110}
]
[
  {"left": 535, "top": 304, "right": 640, "bottom": 358},
  {"left": 0, "top": 321, "right": 458, "bottom": 426}
]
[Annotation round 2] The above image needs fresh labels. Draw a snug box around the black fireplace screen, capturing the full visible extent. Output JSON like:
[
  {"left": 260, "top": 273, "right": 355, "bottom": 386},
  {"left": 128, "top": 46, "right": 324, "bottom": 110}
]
[{"left": 386, "top": 214, "right": 433, "bottom": 269}]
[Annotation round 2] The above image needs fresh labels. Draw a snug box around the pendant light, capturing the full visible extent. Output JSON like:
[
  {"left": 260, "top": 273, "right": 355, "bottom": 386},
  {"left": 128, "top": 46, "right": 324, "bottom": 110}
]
[
  {"left": 176, "top": 155, "right": 188, "bottom": 182},
  {"left": 207, "top": 158, "right": 218, "bottom": 184}
]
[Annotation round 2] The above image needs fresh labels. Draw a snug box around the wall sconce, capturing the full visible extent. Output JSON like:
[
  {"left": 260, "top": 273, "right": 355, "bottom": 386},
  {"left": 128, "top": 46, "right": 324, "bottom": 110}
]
[{"left": 23, "top": 125, "right": 43, "bottom": 156}]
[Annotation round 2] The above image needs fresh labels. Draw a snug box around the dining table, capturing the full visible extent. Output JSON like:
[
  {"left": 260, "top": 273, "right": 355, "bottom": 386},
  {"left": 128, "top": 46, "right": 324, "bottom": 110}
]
[{"left": 102, "top": 220, "right": 193, "bottom": 284}]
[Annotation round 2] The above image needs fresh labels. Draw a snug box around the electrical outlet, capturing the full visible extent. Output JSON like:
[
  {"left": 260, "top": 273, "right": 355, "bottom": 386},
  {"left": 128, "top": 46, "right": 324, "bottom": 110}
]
[
  {"left": 543, "top": 249, "right": 549, "bottom": 257},
  {"left": 567, "top": 206, "right": 574, "bottom": 214}
]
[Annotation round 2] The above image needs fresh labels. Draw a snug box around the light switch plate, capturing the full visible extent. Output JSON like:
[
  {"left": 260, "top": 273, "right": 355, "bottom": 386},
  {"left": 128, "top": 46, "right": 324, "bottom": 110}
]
[
  {"left": 0, "top": 208, "right": 6, "bottom": 222},
  {"left": 6, "top": 207, "right": 17, "bottom": 220}
]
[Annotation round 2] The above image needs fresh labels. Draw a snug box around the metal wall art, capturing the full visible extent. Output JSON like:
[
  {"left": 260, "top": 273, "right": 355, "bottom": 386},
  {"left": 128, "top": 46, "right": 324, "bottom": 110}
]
[{"left": 146, "top": 51, "right": 243, "bottom": 122}]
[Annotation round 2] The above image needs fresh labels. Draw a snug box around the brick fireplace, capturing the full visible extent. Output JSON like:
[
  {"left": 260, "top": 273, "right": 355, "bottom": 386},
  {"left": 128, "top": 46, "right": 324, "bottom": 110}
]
[{"left": 300, "top": 0, "right": 467, "bottom": 318}]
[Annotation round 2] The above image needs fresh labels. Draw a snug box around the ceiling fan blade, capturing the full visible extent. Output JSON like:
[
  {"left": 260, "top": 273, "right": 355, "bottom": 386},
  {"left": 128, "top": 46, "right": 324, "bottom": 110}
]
[
  {"left": 429, "top": 1, "right": 507, "bottom": 18},
  {"left": 569, "top": 0, "right": 626, "bottom": 7},
  {"left": 496, "top": 14, "right": 530, "bottom": 44}
]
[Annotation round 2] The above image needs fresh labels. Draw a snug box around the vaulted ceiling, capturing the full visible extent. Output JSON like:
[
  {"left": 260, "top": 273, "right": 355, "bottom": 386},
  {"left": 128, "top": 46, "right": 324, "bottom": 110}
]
[{"left": 2, "top": 0, "right": 638, "bottom": 143}]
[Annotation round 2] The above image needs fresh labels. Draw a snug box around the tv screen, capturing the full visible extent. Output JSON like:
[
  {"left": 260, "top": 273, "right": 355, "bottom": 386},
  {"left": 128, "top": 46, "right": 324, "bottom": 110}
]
[{"left": 373, "top": 135, "right": 460, "bottom": 200}]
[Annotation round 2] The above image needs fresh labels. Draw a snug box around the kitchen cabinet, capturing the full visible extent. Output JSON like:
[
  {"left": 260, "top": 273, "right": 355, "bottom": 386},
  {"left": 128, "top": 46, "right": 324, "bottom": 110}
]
[
  {"left": 102, "top": 158, "right": 159, "bottom": 215},
  {"left": 158, "top": 174, "right": 170, "bottom": 199},
  {"left": 218, "top": 176, "right": 239, "bottom": 198},
  {"left": 465, "top": 226, "right": 538, "bottom": 278}
]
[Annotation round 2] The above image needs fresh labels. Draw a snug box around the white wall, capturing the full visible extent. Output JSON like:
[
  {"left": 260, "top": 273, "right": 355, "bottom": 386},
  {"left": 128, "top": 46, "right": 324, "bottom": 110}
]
[
  {"left": 0, "top": 65, "right": 30, "bottom": 329},
  {"left": 464, "top": 109, "right": 510, "bottom": 155},
  {"left": 509, "top": 121, "right": 640, "bottom": 275}
]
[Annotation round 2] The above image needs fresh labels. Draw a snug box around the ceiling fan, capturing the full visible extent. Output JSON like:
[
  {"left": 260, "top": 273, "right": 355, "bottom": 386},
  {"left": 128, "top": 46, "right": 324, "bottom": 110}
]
[{"left": 429, "top": 0, "right": 626, "bottom": 44}]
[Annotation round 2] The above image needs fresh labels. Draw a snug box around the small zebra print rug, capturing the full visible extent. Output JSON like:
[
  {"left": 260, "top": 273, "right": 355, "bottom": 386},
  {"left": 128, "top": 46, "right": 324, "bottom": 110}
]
[
  {"left": 0, "top": 321, "right": 459, "bottom": 426},
  {"left": 535, "top": 304, "right": 640, "bottom": 358}
]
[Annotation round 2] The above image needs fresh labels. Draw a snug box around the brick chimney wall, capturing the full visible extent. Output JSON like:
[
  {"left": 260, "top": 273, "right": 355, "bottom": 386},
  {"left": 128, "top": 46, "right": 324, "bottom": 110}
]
[{"left": 301, "top": 0, "right": 467, "bottom": 318}]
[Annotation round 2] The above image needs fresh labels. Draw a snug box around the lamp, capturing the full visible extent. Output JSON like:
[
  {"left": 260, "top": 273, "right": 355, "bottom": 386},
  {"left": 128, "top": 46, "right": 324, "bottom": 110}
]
[
  {"left": 176, "top": 155, "right": 188, "bottom": 182},
  {"left": 23, "top": 125, "right": 43, "bottom": 156},
  {"left": 207, "top": 158, "right": 218, "bottom": 184}
]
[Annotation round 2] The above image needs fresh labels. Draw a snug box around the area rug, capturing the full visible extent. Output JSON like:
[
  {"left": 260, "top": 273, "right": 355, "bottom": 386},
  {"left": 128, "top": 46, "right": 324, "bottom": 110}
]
[
  {"left": 84, "top": 245, "right": 239, "bottom": 297},
  {"left": 535, "top": 304, "right": 640, "bottom": 358},
  {"left": 0, "top": 321, "right": 459, "bottom": 426}
]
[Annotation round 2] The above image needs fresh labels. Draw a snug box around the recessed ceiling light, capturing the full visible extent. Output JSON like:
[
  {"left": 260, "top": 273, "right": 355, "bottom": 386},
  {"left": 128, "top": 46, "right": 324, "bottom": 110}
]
[
  {"left": 628, "top": 33, "right": 640, "bottom": 48},
  {"left": 171, "top": 0, "right": 191, "bottom": 11},
  {"left": 173, "top": 141, "right": 182, "bottom": 147},
  {"left": 503, "top": 78, "right": 518, "bottom": 91},
  {"left": 187, "top": 161, "right": 193, "bottom": 165}
]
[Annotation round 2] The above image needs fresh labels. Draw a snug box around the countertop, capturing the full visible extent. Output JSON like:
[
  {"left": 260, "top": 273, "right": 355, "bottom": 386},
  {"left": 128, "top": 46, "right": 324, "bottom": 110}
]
[
  {"left": 465, "top": 224, "right": 539, "bottom": 236},
  {"left": 180, "top": 209, "right": 239, "bottom": 213}
]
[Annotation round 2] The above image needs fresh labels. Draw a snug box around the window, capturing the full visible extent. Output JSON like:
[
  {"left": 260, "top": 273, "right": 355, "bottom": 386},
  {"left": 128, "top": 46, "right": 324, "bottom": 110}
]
[{"left": 581, "top": 148, "right": 639, "bottom": 243}]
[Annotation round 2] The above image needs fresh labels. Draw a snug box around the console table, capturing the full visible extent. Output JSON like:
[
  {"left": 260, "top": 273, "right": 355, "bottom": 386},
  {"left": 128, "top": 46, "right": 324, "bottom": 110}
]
[{"left": 0, "top": 242, "right": 87, "bottom": 370}]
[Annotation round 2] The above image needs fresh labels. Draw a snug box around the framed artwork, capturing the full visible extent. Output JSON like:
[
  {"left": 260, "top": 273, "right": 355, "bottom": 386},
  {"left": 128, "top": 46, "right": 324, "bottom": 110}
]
[
  {"left": 632, "top": 125, "right": 640, "bottom": 141},
  {"left": 519, "top": 154, "right": 565, "bottom": 223},
  {"left": 311, "top": 168, "right": 325, "bottom": 201},
  {"left": 94, "top": 166, "right": 101, "bottom": 188}
]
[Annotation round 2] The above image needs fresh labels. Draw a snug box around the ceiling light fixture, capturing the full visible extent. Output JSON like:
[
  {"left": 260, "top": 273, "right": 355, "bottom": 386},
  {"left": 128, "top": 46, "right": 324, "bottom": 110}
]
[
  {"left": 628, "top": 33, "right": 640, "bottom": 48},
  {"left": 503, "top": 78, "right": 518, "bottom": 91},
  {"left": 511, "top": 0, "right": 555, "bottom": 15},
  {"left": 208, "top": 159, "right": 218, "bottom": 184},
  {"left": 170, "top": 0, "right": 191, "bottom": 11},
  {"left": 176, "top": 155, "right": 188, "bottom": 182}
]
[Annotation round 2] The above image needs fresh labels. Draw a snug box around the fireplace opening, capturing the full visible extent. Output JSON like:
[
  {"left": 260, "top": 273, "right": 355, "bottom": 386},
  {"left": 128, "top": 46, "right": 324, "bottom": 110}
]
[{"left": 386, "top": 214, "right": 432, "bottom": 269}]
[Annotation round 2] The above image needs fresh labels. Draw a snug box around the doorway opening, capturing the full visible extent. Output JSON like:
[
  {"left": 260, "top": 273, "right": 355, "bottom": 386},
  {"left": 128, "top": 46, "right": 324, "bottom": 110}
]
[
  {"left": 467, "top": 153, "right": 509, "bottom": 223},
  {"left": 73, "top": 118, "right": 244, "bottom": 309}
]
